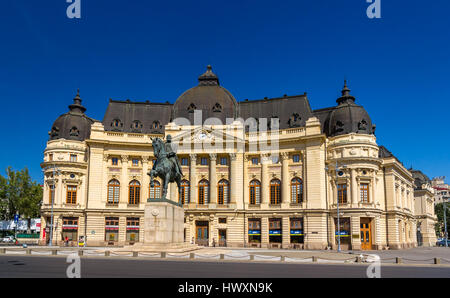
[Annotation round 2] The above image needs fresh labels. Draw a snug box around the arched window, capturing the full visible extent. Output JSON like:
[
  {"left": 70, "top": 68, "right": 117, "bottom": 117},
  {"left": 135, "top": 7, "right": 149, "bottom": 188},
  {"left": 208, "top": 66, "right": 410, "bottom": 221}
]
[
  {"left": 179, "top": 180, "right": 190, "bottom": 204},
  {"left": 108, "top": 179, "right": 120, "bottom": 205},
  {"left": 129, "top": 180, "right": 141, "bottom": 205},
  {"left": 152, "top": 121, "right": 161, "bottom": 130},
  {"left": 270, "top": 179, "right": 281, "bottom": 205},
  {"left": 291, "top": 177, "right": 303, "bottom": 204},
  {"left": 218, "top": 179, "right": 229, "bottom": 205},
  {"left": 198, "top": 179, "right": 209, "bottom": 205},
  {"left": 149, "top": 180, "right": 161, "bottom": 199},
  {"left": 249, "top": 180, "right": 261, "bottom": 205}
]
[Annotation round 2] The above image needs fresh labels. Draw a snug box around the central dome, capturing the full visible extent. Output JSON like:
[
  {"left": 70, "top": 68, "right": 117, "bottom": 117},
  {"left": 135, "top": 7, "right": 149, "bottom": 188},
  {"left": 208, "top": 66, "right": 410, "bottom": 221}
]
[{"left": 173, "top": 65, "right": 238, "bottom": 124}]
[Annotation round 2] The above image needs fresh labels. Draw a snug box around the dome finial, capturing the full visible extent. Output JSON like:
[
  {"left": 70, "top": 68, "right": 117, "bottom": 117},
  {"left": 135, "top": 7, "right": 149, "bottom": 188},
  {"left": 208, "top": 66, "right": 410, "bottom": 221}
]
[
  {"left": 69, "top": 88, "right": 86, "bottom": 113},
  {"left": 336, "top": 79, "right": 355, "bottom": 105},
  {"left": 198, "top": 65, "right": 219, "bottom": 86}
]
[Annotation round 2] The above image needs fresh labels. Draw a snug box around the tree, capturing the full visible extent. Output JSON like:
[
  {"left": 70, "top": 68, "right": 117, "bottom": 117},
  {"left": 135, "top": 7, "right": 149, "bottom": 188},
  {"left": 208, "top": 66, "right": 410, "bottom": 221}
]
[
  {"left": 434, "top": 202, "right": 450, "bottom": 237},
  {"left": 0, "top": 167, "right": 43, "bottom": 220}
]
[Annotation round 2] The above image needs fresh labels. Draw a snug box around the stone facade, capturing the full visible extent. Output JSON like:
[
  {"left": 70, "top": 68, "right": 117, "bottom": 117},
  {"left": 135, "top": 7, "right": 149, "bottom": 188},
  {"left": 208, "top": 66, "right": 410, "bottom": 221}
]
[{"left": 39, "top": 67, "right": 437, "bottom": 250}]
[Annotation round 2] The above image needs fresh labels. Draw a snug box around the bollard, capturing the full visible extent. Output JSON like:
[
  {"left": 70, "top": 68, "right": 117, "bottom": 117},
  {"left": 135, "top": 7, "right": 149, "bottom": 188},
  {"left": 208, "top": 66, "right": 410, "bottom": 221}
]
[
  {"left": 356, "top": 256, "right": 362, "bottom": 263},
  {"left": 189, "top": 253, "right": 195, "bottom": 259},
  {"left": 26, "top": 249, "right": 31, "bottom": 255},
  {"left": 0, "top": 248, "right": 5, "bottom": 254},
  {"left": 280, "top": 256, "right": 285, "bottom": 262},
  {"left": 434, "top": 258, "right": 441, "bottom": 265},
  {"left": 52, "top": 249, "right": 58, "bottom": 256},
  {"left": 312, "top": 256, "right": 318, "bottom": 262},
  {"left": 78, "top": 250, "right": 84, "bottom": 256},
  {"left": 249, "top": 255, "right": 254, "bottom": 261},
  {"left": 105, "top": 251, "right": 110, "bottom": 257},
  {"left": 220, "top": 254, "right": 224, "bottom": 260},
  {"left": 396, "top": 257, "right": 402, "bottom": 264},
  {"left": 161, "top": 252, "right": 166, "bottom": 258},
  {"left": 133, "top": 251, "right": 138, "bottom": 258}
]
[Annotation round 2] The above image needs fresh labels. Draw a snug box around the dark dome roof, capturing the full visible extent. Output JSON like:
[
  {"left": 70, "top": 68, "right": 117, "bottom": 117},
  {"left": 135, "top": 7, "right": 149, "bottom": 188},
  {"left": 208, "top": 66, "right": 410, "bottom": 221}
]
[
  {"left": 49, "top": 90, "right": 95, "bottom": 141},
  {"left": 173, "top": 65, "right": 238, "bottom": 124},
  {"left": 410, "top": 169, "right": 431, "bottom": 190},
  {"left": 324, "top": 81, "right": 375, "bottom": 137}
]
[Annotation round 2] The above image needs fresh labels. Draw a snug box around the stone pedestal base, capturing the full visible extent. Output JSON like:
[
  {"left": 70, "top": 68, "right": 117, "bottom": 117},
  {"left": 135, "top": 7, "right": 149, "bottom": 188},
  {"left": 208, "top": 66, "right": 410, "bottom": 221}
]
[{"left": 121, "top": 198, "right": 199, "bottom": 252}]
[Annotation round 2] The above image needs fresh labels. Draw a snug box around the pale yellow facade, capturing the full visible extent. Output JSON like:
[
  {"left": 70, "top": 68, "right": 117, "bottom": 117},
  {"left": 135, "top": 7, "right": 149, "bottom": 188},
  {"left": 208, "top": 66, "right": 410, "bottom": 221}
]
[{"left": 40, "top": 115, "right": 436, "bottom": 250}]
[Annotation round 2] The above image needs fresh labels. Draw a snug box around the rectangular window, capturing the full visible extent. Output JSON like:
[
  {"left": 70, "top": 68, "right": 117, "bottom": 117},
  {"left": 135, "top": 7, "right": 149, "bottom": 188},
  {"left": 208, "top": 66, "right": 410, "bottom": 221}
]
[
  {"left": 48, "top": 154, "right": 53, "bottom": 161},
  {"left": 271, "top": 156, "right": 279, "bottom": 164},
  {"left": 181, "top": 158, "right": 188, "bottom": 166},
  {"left": 220, "top": 157, "right": 228, "bottom": 165},
  {"left": 132, "top": 159, "right": 139, "bottom": 167},
  {"left": 126, "top": 217, "right": 140, "bottom": 242},
  {"left": 218, "top": 218, "right": 227, "bottom": 224},
  {"left": 292, "top": 154, "right": 300, "bottom": 163},
  {"left": 66, "top": 185, "right": 77, "bottom": 204},
  {"left": 201, "top": 157, "right": 208, "bottom": 165},
  {"left": 111, "top": 157, "right": 118, "bottom": 166},
  {"left": 251, "top": 158, "right": 259, "bottom": 165},
  {"left": 49, "top": 185, "right": 55, "bottom": 204},
  {"left": 70, "top": 154, "right": 77, "bottom": 162},
  {"left": 337, "top": 184, "right": 347, "bottom": 204},
  {"left": 105, "top": 217, "right": 119, "bottom": 242},
  {"left": 360, "top": 183, "right": 369, "bottom": 203}
]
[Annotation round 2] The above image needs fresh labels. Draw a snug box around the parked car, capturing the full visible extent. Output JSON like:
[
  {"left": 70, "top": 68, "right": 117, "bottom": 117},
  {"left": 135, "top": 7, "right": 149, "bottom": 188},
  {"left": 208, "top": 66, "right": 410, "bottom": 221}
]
[
  {"left": 2, "top": 236, "right": 15, "bottom": 243},
  {"left": 436, "top": 239, "right": 450, "bottom": 247}
]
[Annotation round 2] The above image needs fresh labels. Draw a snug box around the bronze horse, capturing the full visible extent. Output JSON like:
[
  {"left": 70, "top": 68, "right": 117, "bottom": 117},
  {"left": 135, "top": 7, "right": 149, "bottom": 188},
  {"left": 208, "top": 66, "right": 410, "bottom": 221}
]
[{"left": 148, "top": 137, "right": 182, "bottom": 201}]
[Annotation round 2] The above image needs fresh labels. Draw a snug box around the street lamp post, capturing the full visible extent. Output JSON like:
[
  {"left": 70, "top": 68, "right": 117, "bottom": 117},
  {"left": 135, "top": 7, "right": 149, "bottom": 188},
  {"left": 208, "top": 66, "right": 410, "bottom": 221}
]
[
  {"left": 47, "top": 165, "right": 60, "bottom": 247},
  {"left": 326, "top": 161, "right": 347, "bottom": 252},
  {"left": 444, "top": 197, "right": 449, "bottom": 248}
]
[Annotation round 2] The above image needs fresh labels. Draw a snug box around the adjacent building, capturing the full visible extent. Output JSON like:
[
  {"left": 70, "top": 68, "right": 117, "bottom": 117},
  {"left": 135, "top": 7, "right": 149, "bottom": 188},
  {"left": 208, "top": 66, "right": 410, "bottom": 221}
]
[{"left": 40, "top": 66, "right": 436, "bottom": 250}]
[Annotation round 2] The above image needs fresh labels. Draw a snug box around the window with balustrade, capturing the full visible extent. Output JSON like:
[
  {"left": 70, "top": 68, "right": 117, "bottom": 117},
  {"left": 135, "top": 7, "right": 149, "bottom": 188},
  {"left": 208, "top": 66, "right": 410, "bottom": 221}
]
[
  {"left": 198, "top": 179, "right": 209, "bottom": 205},
  {"left": 291, "top": 177, "right": 303, "bottom": 204},
  {"left": 337, "top": 183, "right": 348, "bottom": 204},
  {"left": 249, "top": 180, "right": 261, "bottom": 205},
  {"left": 218, "top": 179, "right": 229, "bottom": 205},
  {"left": 149, "top": 180, "right": 161, "bottom": 199},
  {"left": 360, "top": 183, "right": 369, "bottom": 203},
  {"left": 129, "top": 180, "right": 141, "bottom": 205},
  {"left": 107, "top": 179, "right": 120, "bottom": 205},
  {"left": 179, "top": 180, "right": 190, "bottom": 204},
  {"left": 270, "top": 179, "right": 281, "bottom": 205},
  {"left": 66, "top": 185, "right": 77, "bottom": 204}
]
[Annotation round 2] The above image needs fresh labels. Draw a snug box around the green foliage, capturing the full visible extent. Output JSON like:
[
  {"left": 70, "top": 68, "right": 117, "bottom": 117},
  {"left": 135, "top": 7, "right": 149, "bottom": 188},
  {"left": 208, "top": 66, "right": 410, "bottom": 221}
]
[
  {"left": 434, "top": 202, "right": 450, "bottom": 237},
  {"left": 0, "top": 167, "right": 43, "bottom": 220}
]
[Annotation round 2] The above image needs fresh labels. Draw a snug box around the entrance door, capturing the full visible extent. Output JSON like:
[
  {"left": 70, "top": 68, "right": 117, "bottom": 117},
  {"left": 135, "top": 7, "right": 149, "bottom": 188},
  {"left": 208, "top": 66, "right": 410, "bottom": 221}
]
[
  {"left": 196, "top": 221, "right": 209, "bottom": 246},
  {"left": 360, "top": 218, "right": 372, "bottom": 250}
]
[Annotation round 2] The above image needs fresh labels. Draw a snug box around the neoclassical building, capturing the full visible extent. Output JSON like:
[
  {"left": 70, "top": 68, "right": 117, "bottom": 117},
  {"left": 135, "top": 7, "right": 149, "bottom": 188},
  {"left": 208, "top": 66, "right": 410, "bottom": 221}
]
[{"left": 39, "top": 66, "right": 437, "bottom": 250}]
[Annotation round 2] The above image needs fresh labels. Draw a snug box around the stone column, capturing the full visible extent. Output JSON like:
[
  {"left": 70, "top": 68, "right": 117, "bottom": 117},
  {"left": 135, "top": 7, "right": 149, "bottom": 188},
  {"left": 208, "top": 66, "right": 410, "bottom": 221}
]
[
  {"left": 282, "top": 216, "right": 290, "bottom": 248},
  {"left": 261, "top": 154, "right": 269, "bottom": 205},
  {"left": 142, "top": 156, "right": 149, "bottom": 201},
  {"left": 261, "top": 217, "right": 269, "bottom": 248},
  {"left": 102, "top": 154, "right": 109, "bottom": 205},
  {"left": 189, "top": 154, "right": 197, "bottom": 204},
  {"left": 281, "top": 152, "right": 290, "bottom": 204},
  {"left": 243, "top": 155, "right": 249, "bottom": 206},
  {"left": 351, "top": 169, "right": 358, "bottom": 206},
  {"left": 121, "top": 155, "right": 129, "bottom": 205},
  {"left": 209, "top": 154, "right": 217, "bottom": 205},
  {"left": 229, "top": 153, "right": 237, "bottom": 204}
]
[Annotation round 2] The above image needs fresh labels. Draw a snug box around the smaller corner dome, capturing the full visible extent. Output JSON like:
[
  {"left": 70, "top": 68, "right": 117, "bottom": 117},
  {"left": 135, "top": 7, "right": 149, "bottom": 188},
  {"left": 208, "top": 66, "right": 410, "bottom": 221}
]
[
  {"left": 325, "top": 81, "right": 375, "bottom": 137},
  {"left": 410, "top": 169, "right": 431, "bottom": 189},
  {"left": 49, "top": 89, "right": 95, "bottom": 141},
  {"left": 173, "top": 65, "right": 238, "bottom": 123}
]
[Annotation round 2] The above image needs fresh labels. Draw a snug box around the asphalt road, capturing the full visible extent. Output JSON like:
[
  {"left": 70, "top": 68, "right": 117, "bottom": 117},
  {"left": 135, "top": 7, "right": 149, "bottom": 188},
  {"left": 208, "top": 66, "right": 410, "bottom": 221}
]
[{"left": 1, "top": 255, "right": 449, "bottom": 278}]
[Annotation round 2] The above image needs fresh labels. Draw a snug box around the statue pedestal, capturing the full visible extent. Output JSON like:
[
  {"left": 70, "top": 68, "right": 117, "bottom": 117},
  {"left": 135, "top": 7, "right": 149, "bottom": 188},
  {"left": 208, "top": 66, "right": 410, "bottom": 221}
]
[{"left": 121, "top": 198, "right": 199, "bottom": 252}]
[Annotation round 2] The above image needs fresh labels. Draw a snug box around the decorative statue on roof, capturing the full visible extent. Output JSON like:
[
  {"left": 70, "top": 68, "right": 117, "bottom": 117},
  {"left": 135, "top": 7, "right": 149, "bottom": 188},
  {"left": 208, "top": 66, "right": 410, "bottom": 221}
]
[{"left": 148, "top": 135, "right": 183, "bottom": 201}]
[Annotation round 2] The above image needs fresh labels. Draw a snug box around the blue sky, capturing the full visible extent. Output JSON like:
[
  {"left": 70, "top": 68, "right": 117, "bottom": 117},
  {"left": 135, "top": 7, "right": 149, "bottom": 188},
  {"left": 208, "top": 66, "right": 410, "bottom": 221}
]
[{"left": 0, "top": 0, "right": 449, "bottom": 184}]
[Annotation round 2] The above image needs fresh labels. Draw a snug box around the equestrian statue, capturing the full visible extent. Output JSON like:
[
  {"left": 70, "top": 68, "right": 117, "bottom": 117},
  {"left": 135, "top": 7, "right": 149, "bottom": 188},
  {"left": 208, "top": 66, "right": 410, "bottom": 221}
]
[{"left": 148, "top": 135, "right": 183, "bottom": 202}]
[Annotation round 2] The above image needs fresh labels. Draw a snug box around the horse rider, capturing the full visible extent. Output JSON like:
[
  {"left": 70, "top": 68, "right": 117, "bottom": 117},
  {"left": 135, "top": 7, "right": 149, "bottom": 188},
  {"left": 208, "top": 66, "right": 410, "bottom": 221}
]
[{"left": 164, "top": 135, "right": 183, "bottom": 177}]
